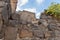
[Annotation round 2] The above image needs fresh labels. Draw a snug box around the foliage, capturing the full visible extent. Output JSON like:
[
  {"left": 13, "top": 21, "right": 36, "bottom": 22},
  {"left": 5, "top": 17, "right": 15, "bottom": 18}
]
[{"left": 45, "top": 2, "right": 60, "bottom": 18}]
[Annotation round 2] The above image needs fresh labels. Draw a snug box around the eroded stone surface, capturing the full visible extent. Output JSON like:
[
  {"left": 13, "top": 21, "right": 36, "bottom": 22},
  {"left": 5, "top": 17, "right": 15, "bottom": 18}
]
[{"left": 0, "top": 0, "right": 60, "bottom": 40}]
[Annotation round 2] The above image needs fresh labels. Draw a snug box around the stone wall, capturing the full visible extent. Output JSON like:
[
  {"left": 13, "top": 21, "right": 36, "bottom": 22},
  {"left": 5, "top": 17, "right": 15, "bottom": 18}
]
[
  {"left": 38, "top": 13, "right": 60, "bottom": 40},
  {"left": 17, "top": 12, "right": 60, "bottom": 40},
  {"left": 0, "top": 0, "right": 60, "bottom": 40}
]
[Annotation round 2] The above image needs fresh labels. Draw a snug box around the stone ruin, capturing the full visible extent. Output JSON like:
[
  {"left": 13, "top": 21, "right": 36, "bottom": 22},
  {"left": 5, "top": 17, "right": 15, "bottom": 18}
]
[{"left": 0, "top": 0, "right": 60, "bottom": 40}]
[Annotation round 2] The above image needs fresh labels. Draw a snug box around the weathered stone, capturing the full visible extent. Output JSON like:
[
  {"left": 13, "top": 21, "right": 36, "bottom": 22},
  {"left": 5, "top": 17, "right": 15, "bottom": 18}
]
[
  {"left": 9, "top": 20, "right": 20, "bottom": 27},
  {"left": 10, "top": 0, "right": 17, "bottom": 13},
  {"left": 19, "top": 10, "right": 36, "bottom": 24},
  {"left": 0, "top": 8, "right": 3, "bottom": 13},
  {"left": 56, "top": 23, "right": 60, "bottom": 27},
  {"left": 0, "top": 20, "right": 3, "bottom": 32},
  {"left": 0, "top": 25, "right": 6, "bottom": 39},
  {"left": 0, "top": 1, "right": 5, "bottom": 7},
  {"left": 31, "top": 37, "right": 41, "bottom": 40},
  {"left": 47, "top": 23, "right": 57, "bottom": 31},
  {"left": 4, "top": 26, "right": 17, "bottom": 40},
  {"left": 55, "top": 30, "right": 60, "bottom": 37},
  {"left": 12, "top": 13, "right": 20, "bottom": 20},
  {"left": 19, "top": 29, "right": 33, "bottom": 38},
  {"left": 33, "top": 30, "right": 45, "bottom": 38},
  {"left": 55, "top": 37, "right": 60, "bottom": 40},
  {"left": 0, "top": 14, "right": 2, "bottom": 32},
  {"left": 31, "top": 25, "right": 39, "bottom": 30},
  {"left": 45, "top": 31, "right": 51, "bottom": 38},
  {"left": 48, "top": 37, "right": 55, "bottom": 40},
  {"left": 40, "top": 19, "right": 48, "bottom": 27},
  {"left": 0, "top": 0, "right": 18, "bottom": 40},
  {"left": 2, "top": 4, "right": 9, "bottom": 24}
]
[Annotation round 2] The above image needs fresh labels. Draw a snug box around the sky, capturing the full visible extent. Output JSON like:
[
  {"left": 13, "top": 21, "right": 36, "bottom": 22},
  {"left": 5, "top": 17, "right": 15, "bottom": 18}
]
[{"left": 16, "top": 0, "right": 60, "bottom": 19}]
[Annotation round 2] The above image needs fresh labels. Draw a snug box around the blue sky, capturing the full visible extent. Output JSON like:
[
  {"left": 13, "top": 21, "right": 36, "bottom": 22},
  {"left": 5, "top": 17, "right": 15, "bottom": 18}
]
[{"left": 16, "top": 0, "right": 60, "bottom": 19}]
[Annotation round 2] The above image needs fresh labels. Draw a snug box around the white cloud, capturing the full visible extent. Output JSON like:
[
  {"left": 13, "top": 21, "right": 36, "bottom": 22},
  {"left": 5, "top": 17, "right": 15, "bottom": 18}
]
[
  {"left": 24, "top": 8, "right": 41, "bottom": 19},
  {"left": 16, "top": 7, "right": 40, "bottom": 19},
  {"left": 36, "top": 12, "right": 41, "bottom": 19},
  {"left": 24, "top": 8, "right": 37, "bottom": 13},
  {"left": 36, "top": 0, "right": 45, "bottom": 4},
  {"left": 16, "top": 0, "right": 28, "bottom": 11},
  {"left": 18, "top": 0, "right": 28, "bottom": 7}
]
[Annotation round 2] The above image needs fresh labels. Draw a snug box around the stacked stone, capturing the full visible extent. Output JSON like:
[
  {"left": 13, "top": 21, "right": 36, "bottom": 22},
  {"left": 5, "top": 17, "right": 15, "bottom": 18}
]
[
  {"left": 18, "top": 11, "right": 36, "bottom": 40},
  {"left": 0, "top": 0, "right": 60, "bottom": 40},
  {"left": 39, "top": 13, "right": 60, "bottom": 40},
  {"left": 4, "top": 13, "right": 20, "bottom": 40},
  {"left": 0, "top": 0, "right": 19, "bottom": 40}
]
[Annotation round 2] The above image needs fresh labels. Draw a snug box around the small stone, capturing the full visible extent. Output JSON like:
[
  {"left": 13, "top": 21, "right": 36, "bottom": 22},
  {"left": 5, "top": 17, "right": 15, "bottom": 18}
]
[
  {"left": 47, "top": 24, "right": 57, "bottom": 31},
  {"left": 55, "top": 37, "right": 60, "bottom": 40},
  {"left": 4, "top": 26, "right": 17, "bottom": 40},
  {"left": 55, "top": 30, "right": 60, "bottom": 37},
  {"left": 19, "top": 29, "right": 33, "bottom": 38},
  {"left": 33, "top": 30, "right": 45, "bottom": 38},
  {"left": 9, "top": 20, "right": 19, "bottom": 27},
  {"left": 45, "top": 31, "right": 51, "bottom": 38},
  {"left": 40, "top": 19, "right": 48, "bottom": 27},
  {"left": 48, "top": 37, "right": 55, "bottom": 40},
  {"left": 12, "top": 13, "right": 20, "bottom": 20}
]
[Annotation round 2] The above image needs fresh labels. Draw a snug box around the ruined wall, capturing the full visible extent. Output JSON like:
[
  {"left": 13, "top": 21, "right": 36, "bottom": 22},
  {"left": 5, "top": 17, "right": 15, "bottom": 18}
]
[
  {"left": 38, "top": 13, "right": 60, "bottom": 40},
  {"left": 0, "top": 0, "right": 18, "bottom": 40},
  {"left": 17, "top": 12, "right": 60, "bottom": 40},
  {"left": 0, "top": 0, "right": 60, "bottom": 40}
]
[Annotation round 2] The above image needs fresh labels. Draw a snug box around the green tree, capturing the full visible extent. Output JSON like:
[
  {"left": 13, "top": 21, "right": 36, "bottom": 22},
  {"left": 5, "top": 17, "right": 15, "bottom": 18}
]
[{"left": 45, "top": 2, "right": 60, "bottom": 18}]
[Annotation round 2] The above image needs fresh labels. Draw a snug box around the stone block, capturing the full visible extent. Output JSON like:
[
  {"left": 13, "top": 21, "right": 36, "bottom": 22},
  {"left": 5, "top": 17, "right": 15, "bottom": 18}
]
[
  {"left": 0, "top": 25, "right": 5, "bottom": 39},
  {"left": 45, "top": 31, "right": 51, "bottom": 38},
  {"left": 19, "top": 29, "right": 33, "bottom": 38},
  {"left": 9, "top": 20, "right": 19, "bottom": 27},
  {"left": 55, "top": 30, "right": 60, "bottom": 37},
  {"left": 33, "top": 30, "right": 45, "bottom": 38},
  {"left": 48, "top": 37, "right": 55, "bottom": 40},
  {"left": 0, "top": 1, "right": 5, "bottom": 7},
  {"left": 10, "top": 0, "right": 17, "bottom": 13},
  {"left": 47, "top": 24, "right": 57, "bottom": 31},
  {"left": 28, "top": 24, "right": 39, "bottom": 31},
  {"left": 55, "top": 37, "right": 60, "bottom": 40},
  {"left": 4, "top": 26, "right": 17, "bottom": 40},
  {"left": 2, "top": 5, "right": 9, "bottom": 24},
  {"left": 40, "top": 19, "right": 48, "bottom": 27}
]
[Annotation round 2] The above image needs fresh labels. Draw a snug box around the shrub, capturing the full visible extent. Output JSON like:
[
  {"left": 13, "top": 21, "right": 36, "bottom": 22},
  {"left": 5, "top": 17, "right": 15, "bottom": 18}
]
[{"left": 45, "top": 2, "right": 60, "bottom": 18}]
